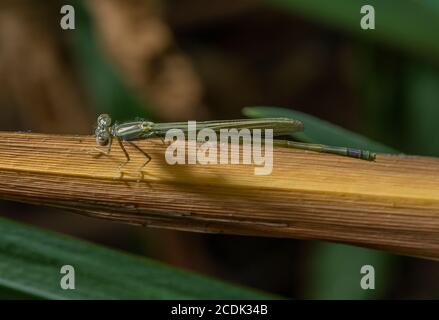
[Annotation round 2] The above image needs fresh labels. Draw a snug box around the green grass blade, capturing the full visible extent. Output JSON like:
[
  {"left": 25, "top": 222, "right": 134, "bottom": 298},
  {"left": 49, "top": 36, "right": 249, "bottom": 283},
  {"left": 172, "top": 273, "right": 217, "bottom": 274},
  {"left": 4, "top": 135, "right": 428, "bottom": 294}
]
[
  {"left": 0, "top": 218, "right": 271, "bottom": 299},
  {"left": 243, "top": 106, "right": 397, "bottom": 153}
]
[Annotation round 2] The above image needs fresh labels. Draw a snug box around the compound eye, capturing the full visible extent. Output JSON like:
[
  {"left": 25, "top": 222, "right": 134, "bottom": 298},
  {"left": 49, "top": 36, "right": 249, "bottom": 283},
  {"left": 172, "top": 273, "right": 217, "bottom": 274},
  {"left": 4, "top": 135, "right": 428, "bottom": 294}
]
[
  {"left": 96, "top": 134, "right": 109, "bottom": 146},
  {"left": 97, "top": 114, "right": 112, "bottom": 127}
]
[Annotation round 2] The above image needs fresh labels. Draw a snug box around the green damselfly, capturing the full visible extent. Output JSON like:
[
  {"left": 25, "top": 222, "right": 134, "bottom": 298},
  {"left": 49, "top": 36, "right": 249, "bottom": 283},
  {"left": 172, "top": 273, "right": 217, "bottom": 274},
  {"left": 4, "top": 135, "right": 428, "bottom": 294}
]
[{"left": 94, "top": 114, "right": 376, "bottom": 171}]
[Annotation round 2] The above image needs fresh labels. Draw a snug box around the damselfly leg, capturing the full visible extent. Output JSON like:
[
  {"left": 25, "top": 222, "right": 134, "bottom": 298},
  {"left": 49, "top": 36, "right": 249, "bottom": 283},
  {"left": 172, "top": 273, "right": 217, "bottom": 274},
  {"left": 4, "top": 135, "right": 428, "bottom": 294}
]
[
  {"left": 127, "top": 141, "right": 152, "bottom": 179},
  {"left": 116, "top": 135, "right": 153, "bottom": 179},
  {"left": 116, "top": 137, "right": 130, "bottom": 171}
]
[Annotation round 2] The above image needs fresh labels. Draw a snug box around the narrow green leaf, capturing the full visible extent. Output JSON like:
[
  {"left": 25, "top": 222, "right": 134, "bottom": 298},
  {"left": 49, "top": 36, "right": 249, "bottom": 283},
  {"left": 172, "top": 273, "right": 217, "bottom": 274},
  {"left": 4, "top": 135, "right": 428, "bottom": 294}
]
[
  {"left": 243, "top": 106, "right": 397, "bottom": 153},
  {"left": 0, "top": 218, "right": 271, "bottom": 299}
]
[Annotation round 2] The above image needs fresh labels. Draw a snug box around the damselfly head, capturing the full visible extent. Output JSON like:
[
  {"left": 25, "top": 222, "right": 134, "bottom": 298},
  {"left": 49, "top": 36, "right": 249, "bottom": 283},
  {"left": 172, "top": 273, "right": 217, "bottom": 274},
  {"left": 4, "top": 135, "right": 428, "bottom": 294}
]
[
  {"left": 95, "top": 114, "right": 112, "bottom": 146},
  {"left": 96, "top": 129, "right": 110, "bottom": 146},
  {"left": 97, "top": 114, "right": 112, "bottom": 128}
]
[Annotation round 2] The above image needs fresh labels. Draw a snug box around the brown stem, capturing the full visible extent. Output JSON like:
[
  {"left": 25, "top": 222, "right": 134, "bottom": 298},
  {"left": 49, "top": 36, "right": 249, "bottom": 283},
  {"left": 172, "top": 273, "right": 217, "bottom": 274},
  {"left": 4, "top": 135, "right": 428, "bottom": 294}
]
[{"left": 0, "top": 132, "right": 438, "bottom": 260}]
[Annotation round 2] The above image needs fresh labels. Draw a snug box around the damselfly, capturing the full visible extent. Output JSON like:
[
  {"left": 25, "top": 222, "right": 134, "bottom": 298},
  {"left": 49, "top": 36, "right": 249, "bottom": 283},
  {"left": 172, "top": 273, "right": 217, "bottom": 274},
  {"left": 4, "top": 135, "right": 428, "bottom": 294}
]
[{"left": 94, "top": 114, "right": 375, "bottom": 171}]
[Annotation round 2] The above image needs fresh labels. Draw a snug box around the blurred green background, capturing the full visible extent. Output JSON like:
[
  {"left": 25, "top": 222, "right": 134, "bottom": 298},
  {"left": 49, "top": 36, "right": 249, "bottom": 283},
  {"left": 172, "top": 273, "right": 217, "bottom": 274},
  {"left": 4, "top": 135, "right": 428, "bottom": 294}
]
[{"left": 0, "top": 0, "right": 438, "bottom": 299}]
